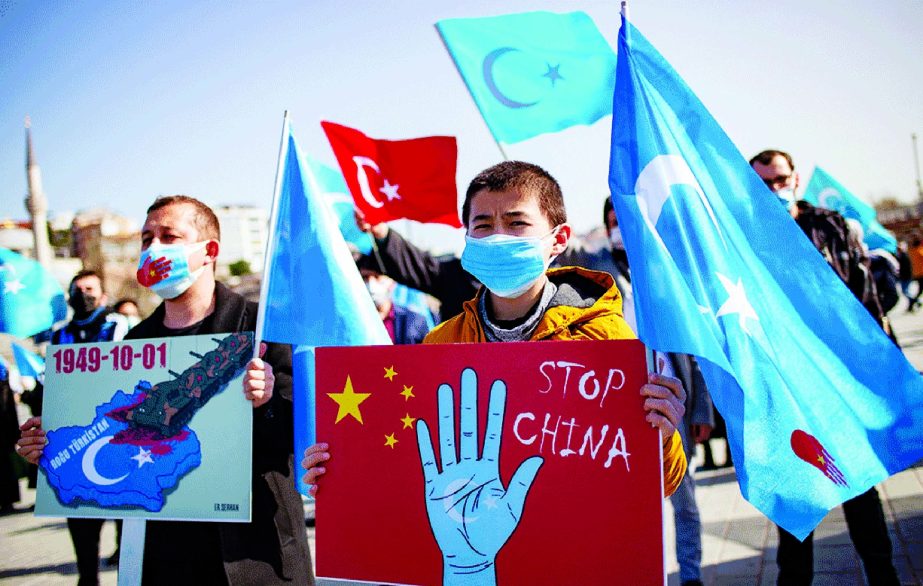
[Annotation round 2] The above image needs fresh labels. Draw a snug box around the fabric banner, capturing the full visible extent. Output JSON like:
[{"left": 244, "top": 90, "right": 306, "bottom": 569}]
[
  {"left": 321, "top": 121, "right": 461, "bottom": 228},
  {"left": 436, "top": 11, "right": 616, "bottom": 144},
  {"left": 260, "top": 122, "right": 391, "bottom": 496},
  {"left": 802, "top": 166, "right": 897, "bottom": 253},
  {"left": 0, "top": 247, "right": 67, "bottom": 338},
  {"left": 608, "top": 15, "right": 923, "bottom": 539}
]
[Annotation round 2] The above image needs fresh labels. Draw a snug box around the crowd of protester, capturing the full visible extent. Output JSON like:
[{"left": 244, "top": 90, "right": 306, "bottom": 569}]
[{"left": 2, "top": 149, "right": 911, "bottom": 586}]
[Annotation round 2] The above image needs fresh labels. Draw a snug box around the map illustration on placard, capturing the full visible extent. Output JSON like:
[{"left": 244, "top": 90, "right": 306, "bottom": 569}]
[{"left": 36, "top": 333, "right": 254, "bottom": 521}]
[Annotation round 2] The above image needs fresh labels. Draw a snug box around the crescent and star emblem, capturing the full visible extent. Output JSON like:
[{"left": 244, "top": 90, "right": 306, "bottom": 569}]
[
  {"left": 817, "top": 187, "right": 845, "bottom": 214},
  {"left": 634, "top": 154, "right": 727, "bottom": 251},
  {"left": 352, "top": 156, "right": 401, "bottom": 209},
  {"left": 481, "top": 47, "right": 563, "bottom": 109},
  {"left": 81, "top": 436, "right": 129, "bottom": 486}
]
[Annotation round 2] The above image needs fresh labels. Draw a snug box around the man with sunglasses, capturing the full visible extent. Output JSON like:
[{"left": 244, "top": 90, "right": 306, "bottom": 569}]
[{"left": 750, "top": 150, "right": 897, "bottom": 585}]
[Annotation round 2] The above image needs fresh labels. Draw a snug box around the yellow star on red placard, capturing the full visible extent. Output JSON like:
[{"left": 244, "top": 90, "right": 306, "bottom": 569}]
[
  {"left": 400, "top": 414, "right": 416, "bottom": 430},
  {"left": 327, "top": 376, "right": 371, "bottom": 424},
  {"left": 400, "top": 385, "right": 415, "bottom": 401},
  {"left": 384, "top": 433, "right": 399, "bottom": 449},
  {"left": 384, "top": 365, "right": 398, "bottom": 381}
]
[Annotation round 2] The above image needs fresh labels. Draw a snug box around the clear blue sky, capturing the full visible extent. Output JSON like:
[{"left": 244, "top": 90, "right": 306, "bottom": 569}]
[{"left": 2, "top": 1, "right": 921, "bottom": 253}]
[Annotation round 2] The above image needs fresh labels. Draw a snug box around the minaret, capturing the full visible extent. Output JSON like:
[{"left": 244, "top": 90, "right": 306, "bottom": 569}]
[{"left": 24, "top": 115, "right": 53, "bottom": 268}]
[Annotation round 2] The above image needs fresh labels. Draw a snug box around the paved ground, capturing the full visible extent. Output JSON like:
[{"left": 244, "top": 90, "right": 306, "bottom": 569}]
[{"left": 2, "top": 303, "right": 922, "bottom": 585}]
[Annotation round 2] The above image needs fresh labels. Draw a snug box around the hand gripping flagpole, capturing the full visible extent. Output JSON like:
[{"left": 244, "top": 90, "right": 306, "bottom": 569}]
[{"left": 254, "top": 110, "right": 292, "bottom": 359}]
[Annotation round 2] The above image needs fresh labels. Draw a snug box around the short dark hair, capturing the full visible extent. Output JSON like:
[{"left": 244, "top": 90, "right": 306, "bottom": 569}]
[
  {"left": 70, "top": 269, "right": 102, "bottom": 287},
  {"left": 146, "top": 195, "right": 221, "bottom": 241},
  {"left": 749, "top": 149, "right": 795, "bottom": 170},
  {"left": 462, "top": 161, "right": 566, "bottom": 228},
  {"left": 69, "top": 269, "right": 103, "bottom": 295}
]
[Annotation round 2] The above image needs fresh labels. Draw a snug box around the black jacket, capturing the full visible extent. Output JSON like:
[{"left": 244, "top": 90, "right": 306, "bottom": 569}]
[
  {"left": 126, "top": 282, "right": 312, "bottom": 585},
  {"left": 794, "top": 201, "right": 884, "bottom": 325},
  {"left": 358, "top": 229, "right": 479, "bottom": 322}
]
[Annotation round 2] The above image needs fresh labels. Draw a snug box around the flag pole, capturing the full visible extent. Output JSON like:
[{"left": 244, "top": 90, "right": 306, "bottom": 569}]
[
  {"left": 254, "top": 110, "right": 291, "bottom": 359},
  {"left": 618, "top": 0, "right": 656, "bottom": 447},
  {"left": 116, "top": 518, "right": 146, "bottom": 586},
  {"left": 433, "top": 24, "right": 509, "bottom": 162}
]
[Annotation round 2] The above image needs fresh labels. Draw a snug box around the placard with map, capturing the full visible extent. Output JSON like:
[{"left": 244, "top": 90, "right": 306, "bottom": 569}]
[{"left": 35, "top": 333, "right": 254, "bottom": 522}]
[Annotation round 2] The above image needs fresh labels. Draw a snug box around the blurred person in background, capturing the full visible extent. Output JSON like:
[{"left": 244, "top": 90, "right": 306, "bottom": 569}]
[
  {"left": 358, "top": 266, "right": 431, "bottom": 345},
  {"left": 113, "top": 298, "right": 143, "bottom": 328}
]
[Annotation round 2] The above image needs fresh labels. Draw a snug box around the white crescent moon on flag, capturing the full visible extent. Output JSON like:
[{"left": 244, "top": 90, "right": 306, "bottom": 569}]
[
  {"left": 81, "top": 436, "right": 129, "bottom": 486},
  {"left": 481, "top": 47, "right": 540, "bottom": 109},
  {"left": 352, "top": 156, "right": 385, "bottom": 209},
  {"left": 634, "top": 154, "right": 727, "bottom": 250},
  {"left": 818, "top": 187, "right": 845, "bottom": 213}
]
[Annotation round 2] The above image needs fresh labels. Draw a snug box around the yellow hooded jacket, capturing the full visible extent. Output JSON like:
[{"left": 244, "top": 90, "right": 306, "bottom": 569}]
[{"left": 424, "top": 266, "right": 686, "bottom": 497}]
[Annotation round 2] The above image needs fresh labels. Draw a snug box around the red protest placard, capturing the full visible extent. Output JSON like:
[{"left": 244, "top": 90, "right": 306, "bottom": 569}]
[{"left": 315, "top": 339, "right": 663, "bottom": 586}]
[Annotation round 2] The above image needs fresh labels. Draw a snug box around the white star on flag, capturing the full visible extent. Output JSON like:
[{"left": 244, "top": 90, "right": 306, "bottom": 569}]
[
  {"left": 379, "top": 179, "right": 401, "bottom": 202},
  {"left": 3, "top": 279, "right": 25, "bottom": 295},
  {"left": 715, "top": 273, "right": 758, "bottom": 333},
  {"left": 131, "top": 446, "right": 154, "bottom": 468}
]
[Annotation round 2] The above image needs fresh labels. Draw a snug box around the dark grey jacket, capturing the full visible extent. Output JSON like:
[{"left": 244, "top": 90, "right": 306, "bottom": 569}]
[{"left": 126, "top": 282, "right": 312, "bottom": 585}]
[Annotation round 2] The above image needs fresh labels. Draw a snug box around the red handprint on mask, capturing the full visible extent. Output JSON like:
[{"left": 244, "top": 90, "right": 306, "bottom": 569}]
[
  {"left": 791, "top": 429, "right": 847, "bottom": 487},
  {"left": 137, "top": 255, "right": 172, "bottom": 287}
]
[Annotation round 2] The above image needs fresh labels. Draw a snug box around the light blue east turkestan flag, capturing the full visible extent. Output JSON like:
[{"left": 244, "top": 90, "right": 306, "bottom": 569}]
[
  {"left": 436, "top": 11, "right": 616, "bottom": 144},
  {"left": 801, "top": 166, "right": 898, "bottom": 253},
  {"left": 608, "top": 16, "right": 923, "bottom": 540},
  {"left": 306, "top": 157, "right": 374, "bottom": 255},
  {"left": 0, "top": 247, "right": 67, "bottom": 338},
  {"left": 305, "top": 157, "right": 436, "bottom": 329},
  {"left": 12, "top": 342, "right": 45, "bottom": 378},
  {"left": 260, "top": 122, "right": 392, "bottom": 496}
]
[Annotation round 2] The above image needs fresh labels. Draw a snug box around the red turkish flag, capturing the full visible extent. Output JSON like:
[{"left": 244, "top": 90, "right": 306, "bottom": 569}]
[{"left": 321, "top": 121, "right": 462, "bottom": 227}]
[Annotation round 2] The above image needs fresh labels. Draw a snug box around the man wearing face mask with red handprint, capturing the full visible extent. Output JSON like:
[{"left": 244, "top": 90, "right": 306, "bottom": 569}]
[
  {"left": 127, "top": 195, "right": 313, "bottom": 584},
  {"left": 19, "top": 195, "right": 313, "bottom": 585}
]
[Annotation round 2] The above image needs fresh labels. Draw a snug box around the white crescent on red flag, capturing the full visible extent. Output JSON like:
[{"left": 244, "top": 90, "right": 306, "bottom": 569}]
[{"left": 321, "top": 121, "right": 462, "bottom": 228}]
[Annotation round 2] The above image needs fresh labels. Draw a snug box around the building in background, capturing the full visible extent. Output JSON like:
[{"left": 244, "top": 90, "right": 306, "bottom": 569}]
[
  {"left": 878, "top": 202, "right": 923, "bottom": 242},
  {"left": 71, "top": 208, "right": 156, "bottom": 310},
  {"left": 0, "top": 220, "right": 34, "bottom": 256},
  {"left": 214, "top": 205, "right": 268, "bottom": 279}
]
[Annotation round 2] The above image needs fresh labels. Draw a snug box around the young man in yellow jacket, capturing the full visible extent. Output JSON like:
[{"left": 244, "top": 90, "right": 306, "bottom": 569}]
[{"left": 304, "top": 161, "right": 687, "bottom": 497}]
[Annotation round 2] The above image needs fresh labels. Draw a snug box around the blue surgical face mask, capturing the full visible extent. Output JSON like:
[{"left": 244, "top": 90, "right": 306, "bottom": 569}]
[
  {"left": 461, "top": 229, "right": 558, "bottom": 299},
  {"left": 365, "top": 277, "right": 392, "bottom": 310},
  {"left": 774, "top": 187, "right": 797, "bottom": 211},
  {"left": 136, "top": 241, "right": 209, "bottom": 300}
]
